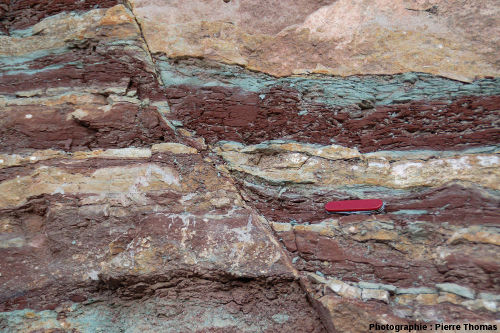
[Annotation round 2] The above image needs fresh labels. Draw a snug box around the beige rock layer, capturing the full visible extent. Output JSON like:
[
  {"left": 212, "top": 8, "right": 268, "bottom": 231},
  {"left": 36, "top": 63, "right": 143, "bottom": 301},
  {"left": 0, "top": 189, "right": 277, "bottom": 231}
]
[
  {"left": 0, "top": 5, "right": 142, "bottom": 57},
  {"left": 217, "top": 142, "right": 500, "bottom": 189},
  {"left": 0, "top": 164, "right": 181, "bottom": 208},
  {"left": 129, "top": 0, "right": 500, "bottom": 81}
]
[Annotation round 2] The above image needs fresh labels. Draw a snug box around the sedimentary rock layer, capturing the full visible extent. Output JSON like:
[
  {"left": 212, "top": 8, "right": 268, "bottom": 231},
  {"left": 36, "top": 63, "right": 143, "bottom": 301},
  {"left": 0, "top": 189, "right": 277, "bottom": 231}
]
[
  {"left": 216, "top": 141, "right": 500, "bottom": 223},
  {"left": 0, "top": 4, "right": 329, "bottom": 331},
  {"left": 1, "top": 1, "right": 499, "bottom": 332},
  {"left": 160, "top": 59, "right": 500, "bottom": 152},
  {"left": 278, "top": 220, "right": 500, "bottom": 330},
  {"left": 0, "top": 5, "right": 176, "bottom": 153},
  {"left": 0, "top": 146, "right": 327, "bottom": 332},
  {"left": 129, "top": 0, "right": 500, "bottom": 81},
  {"left": 0, "top": 0, "right": 121, "bottom": 32},
  {"left": 272, "top": 219, "right": 500, "bottom": 291},
  {"left": 0, "top": 279, "right": 324, "bottom": 332},
  {"left": 214, "top": 140, "right": 499, "bottom": 328}
]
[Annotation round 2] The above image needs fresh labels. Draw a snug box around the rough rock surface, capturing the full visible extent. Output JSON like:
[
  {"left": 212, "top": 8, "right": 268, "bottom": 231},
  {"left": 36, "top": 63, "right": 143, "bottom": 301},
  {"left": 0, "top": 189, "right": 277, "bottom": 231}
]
[
  {"left": 129, "top": 0, "right": 500, "bottom": 81},
  {"left": 0, "top": 1, "right": 499, "bottom": 332}
]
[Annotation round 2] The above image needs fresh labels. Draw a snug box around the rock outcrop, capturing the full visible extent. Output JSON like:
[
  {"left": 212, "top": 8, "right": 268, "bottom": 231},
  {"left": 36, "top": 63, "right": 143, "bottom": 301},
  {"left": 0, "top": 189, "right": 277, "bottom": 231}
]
[{"left": 1, "top": 1, "right": 499, "bottom": 332}]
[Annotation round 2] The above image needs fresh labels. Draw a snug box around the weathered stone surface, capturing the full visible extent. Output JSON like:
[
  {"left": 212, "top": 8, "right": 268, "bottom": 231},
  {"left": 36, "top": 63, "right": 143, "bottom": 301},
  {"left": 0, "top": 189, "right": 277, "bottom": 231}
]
[
  {"left": 129, "top": 0, "right": 500, "bottom": 81},
  {"left": 303, "top": 270, "right": 499, "bottom": 331},
  {"left": 0, "top": 150, "right": 329, "bottom": 331},
  {"left": 0, "top": 152, "right": 288, "bottom": 267},
  {"left": 326, "top": 279, "right": 362, "bottom": 299},
  {"left": 361, "top": 289, "right": 390, "bottom": 303},
  {"left": 313, "top": 294, "right": 409, "bottom": 333},
  {"left": 151, "top": 142, "right": 198, "bottom": 154},
  {"left": 0, "top": 280, "right": 325, "bottom": 332},
  {"left": 1, "top": 0, "right": 120, "bottom": 31},
  {"left": 271, "top": 218, "right": 500, "bottom": 293},
  {"left": 1, "top": 1, "right": 499, "bottom": 332}
]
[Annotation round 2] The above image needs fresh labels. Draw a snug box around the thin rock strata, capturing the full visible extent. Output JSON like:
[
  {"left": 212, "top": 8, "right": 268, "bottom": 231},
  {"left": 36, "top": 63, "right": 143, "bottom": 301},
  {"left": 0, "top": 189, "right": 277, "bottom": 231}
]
[
  {"left": 0, "top": 147, "right": 324, "bottom": 332},
  {"left": 215, "top": 140, "right": 499, "bottom": 331},
  {"left": 1, "top": 1, "right": 499, "bottom": 332},
  {"left": 159, "top": 58, "right": 500, "bottom": 152},
  {"left": 0, "top": 3, "right": 327, "bottom": 332}
]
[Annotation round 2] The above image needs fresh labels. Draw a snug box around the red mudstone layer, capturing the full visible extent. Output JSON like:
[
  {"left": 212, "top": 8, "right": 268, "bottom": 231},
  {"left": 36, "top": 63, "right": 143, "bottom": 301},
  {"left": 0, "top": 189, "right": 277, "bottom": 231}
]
[
  {"left": 165, "top": 85, "right": 500, "bottom": 152},
  {"left": 0, "top": 47, "right": 165, "bottom": 101},
  {"left": 0, "top": 102, "right": 175, "bottom": 152},
  {"left": 235, "top": 180, "right": 500, "bottom": 226},
  {"left": 0, "top": 45, "right": 175, "bottom": 152},
  {"left": 0, "top": 155, "right": 288, "bottom": 309}
]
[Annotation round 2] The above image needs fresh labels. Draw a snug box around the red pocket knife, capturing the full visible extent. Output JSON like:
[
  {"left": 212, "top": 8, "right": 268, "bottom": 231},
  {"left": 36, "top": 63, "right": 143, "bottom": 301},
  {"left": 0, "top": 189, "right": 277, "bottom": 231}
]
[{"left": 325, "top": 199, "right": 385, "bottom": 215}]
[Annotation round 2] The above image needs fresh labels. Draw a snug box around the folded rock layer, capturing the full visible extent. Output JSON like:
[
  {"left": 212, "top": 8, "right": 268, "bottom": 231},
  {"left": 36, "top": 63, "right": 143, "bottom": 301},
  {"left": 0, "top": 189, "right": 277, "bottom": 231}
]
[{"left": 0, "top": 1, "right": 499, "bottom": 332}]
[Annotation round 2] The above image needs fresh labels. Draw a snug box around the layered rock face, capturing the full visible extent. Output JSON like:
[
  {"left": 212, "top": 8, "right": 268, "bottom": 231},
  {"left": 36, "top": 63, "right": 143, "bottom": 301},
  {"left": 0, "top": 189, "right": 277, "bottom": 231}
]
[{"left": 0, "top": 1, "right": 499, "bottom": 332}]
